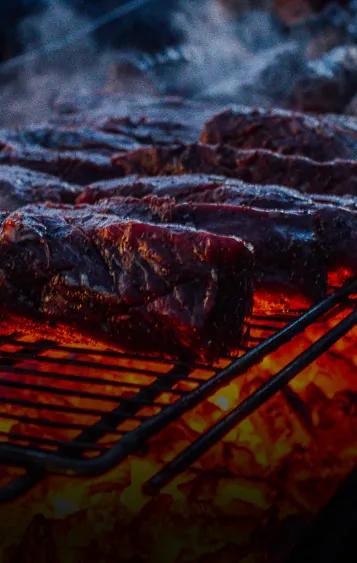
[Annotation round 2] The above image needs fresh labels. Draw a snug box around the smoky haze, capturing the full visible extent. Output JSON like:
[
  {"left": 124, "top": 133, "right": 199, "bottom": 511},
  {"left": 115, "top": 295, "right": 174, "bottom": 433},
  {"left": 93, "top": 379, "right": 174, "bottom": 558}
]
[{"left": 0, "top": 0, "right": 341, "bottom": 126}]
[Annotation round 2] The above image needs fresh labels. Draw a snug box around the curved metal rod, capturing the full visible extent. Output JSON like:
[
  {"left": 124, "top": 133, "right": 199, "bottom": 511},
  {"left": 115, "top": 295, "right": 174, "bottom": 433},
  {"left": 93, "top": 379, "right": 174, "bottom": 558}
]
[
  {"left": 143, "top": 306, "right": 357, "bottom": 495},
  {"left": 0, "top": 279, "right": 355, "bottom": 480}
]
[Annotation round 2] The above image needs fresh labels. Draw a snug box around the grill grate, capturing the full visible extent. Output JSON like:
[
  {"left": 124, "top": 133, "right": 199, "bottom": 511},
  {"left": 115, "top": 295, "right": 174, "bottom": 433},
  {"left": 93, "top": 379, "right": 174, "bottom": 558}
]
[{"left": 0, "top": 278, "right": 357, "bottom": 502}]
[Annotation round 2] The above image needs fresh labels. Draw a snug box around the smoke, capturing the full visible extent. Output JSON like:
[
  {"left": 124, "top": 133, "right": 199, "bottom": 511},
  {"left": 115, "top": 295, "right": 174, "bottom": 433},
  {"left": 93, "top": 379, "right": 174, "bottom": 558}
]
[
  {"left": 0, "top": 0, "right": 120, "bottom": 126},
  {"left": 128, "top": 0, "right": 306, "bottom": 107},
  {"left": 0, "top": 0, "right": 354, "bottom": 126},
  {"left": 165, "top": 1, "right": 303, "bottom": 104}
]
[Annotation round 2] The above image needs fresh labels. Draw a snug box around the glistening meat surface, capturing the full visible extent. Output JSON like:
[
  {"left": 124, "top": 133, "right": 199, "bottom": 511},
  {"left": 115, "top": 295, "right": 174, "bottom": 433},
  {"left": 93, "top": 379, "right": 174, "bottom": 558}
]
[
  {"left": 111, "top": 143, "right": 357, "bottom": 197},
  {"left": 77, "top": 174, "right": 227, "bottom": 205},
  {"left": 0, "top": 165, "right": 81, "bottom": 211},
  {"left": 199, "top": 106, "right": 357, "bottom": 161},
  {"left": 0, "top": 205, "right": 253, "bottom": 362},
  {"left": 0, "top": 125, "right": 142, "bottom": 155},
  {"left": 80, "top": 169, "right": 357, "bottom": 289},
  {"left": 82, "top": 196, "right": 327, "bottom": 310},
  {"left": 0, "top": 148, "right": 128, "bottom": 185},
  {"left": 76, "top": 173, "right": 326, "bottom": 210}
]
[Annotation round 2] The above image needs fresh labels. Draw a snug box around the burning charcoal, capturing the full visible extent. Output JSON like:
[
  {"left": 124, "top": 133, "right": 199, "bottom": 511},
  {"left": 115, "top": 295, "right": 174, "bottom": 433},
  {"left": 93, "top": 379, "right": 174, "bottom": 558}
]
[
  {"left": 8, "top": 514, "right": 58, "bottom": 563},
  {"left": 0, "top": 204, "right": 254, "bottom": 362},
  {"left": 200, "top": 106, "right": 357, "bottom": 160}
]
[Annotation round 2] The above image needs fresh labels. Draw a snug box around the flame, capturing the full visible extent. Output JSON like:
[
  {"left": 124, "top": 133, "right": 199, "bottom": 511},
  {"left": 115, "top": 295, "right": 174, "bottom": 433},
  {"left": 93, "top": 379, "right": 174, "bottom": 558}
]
[{"left": 0, "top": 302, "right": 357, "bottom": 563}]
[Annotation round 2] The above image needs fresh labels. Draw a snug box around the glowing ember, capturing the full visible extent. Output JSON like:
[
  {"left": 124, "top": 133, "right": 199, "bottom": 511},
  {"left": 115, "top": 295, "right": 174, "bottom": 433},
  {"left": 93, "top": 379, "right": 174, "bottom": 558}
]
[{"left": 0, "top": 303, "right": 357, "bottom": 563}]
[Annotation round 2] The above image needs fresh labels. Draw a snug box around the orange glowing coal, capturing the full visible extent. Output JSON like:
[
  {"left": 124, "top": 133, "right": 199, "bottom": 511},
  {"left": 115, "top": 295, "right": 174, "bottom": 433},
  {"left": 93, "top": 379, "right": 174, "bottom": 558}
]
[{"left": 0, "top": 299, "right": 357, "bottom": 563}]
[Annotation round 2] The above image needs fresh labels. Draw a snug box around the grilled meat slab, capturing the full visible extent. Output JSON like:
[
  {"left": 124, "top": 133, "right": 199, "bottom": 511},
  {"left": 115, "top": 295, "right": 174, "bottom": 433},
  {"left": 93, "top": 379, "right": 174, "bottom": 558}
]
[
  {"left": 111, "top": 143, "right": 357, "bottom": 197},
  {"left": 0, "top": 125, "right": 142, "bottom": 155},
  {"left": 51, "top": 96, "right": 220, "bottom": 147},
  {"left": 0, "top": 205, "right": 253, "bottom": 362},
  {"left": 77, "top": 174, "right": 228, "bottom": 205},
  {"left": 0, "top": 165, "right": 81, "bottom": 211},
  {"left": 79, "top": 172, "right": 343, "bottom": 211},
  {"left": 0, "top": 123, "right": 146, "bottom": 185},
  {"left": 199, "top": 107, "right": 357, "bottom": 161},
  {"left": 0, "top": 148, "right": 127, "bottom": 185},
  {"left": 82, "top": 196, "right": 327, "bottom": 310}
]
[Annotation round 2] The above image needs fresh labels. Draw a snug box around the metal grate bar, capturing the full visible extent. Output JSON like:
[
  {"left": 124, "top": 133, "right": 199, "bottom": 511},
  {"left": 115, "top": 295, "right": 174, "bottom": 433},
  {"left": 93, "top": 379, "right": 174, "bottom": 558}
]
[
  {"left": 0, "top": 396, "right": 145, "bottom": 420},
  {"left": 0, "top": 351, "right": 189, "bottom": 377},
  {"left": 143, "top": 306, "right": 357, "bottom": 495},
  {"left": 0, "top": 378, "right": 173, "bottom": 405},
  {"left": 0, "top": 334, "right": 207, "bottom": 368},
  {"left": 61, "top": 364, "right": 192, "bottom": 453},
  {"left": 0, "top": 412, "right": 123, "bottom": 433},
  {"left": 0, "top": 364, "right": 192, "bottom": 501},
  {"left": 0, "top": 279, "right": 356, "bottom": 501},
  {"left": 0, "top": 432, "right": 108, "bottom": 452},
  {"left": 0, "top": 364, "right": 188, "bottom": 395}
]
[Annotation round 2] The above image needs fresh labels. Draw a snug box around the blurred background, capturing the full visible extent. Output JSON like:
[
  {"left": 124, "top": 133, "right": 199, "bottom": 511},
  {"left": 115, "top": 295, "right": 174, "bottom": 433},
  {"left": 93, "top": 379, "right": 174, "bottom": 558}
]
[
  {"left": 0, "top": 0, "right": 346, "bottom": 61},
  {"left": 1, "top": 0, "right": 357, "bottom": 123}
]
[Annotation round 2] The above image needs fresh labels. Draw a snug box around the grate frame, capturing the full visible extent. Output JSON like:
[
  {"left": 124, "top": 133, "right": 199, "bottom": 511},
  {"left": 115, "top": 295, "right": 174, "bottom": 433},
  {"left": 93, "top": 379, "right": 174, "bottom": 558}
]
[{"left": 0, "top": 279, "right": 356, "bottom": 502}]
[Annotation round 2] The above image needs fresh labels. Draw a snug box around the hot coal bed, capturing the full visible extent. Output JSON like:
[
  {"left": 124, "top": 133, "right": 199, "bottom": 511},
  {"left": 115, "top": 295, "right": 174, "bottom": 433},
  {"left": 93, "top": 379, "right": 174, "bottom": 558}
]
[{"left": 1, "top": 1, "right": 357, "bottom": 563}]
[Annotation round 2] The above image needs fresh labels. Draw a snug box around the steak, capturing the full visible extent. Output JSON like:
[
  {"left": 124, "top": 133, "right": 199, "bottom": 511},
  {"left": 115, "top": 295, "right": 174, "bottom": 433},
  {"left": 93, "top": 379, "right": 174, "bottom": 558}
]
[
  {"left": 77, "top": 171, "right": 357, "bottom": 217},
  {"left": 82, "top": 188, "right": 357, "bottom": 293},
  {"left": 0, "top": 165, "right": 81, "bottom": 211},
  {"left": 0, "top": 125, "right": 142, "bottom": 155},
  {"left": 0, "top": 205, "right": 253, "bottom": 362},
  {"left": 82, "top": 196, "right": 327, "bottom": 310},
  {"left": 199, "top": 106, "right": 357, "bottom": 161},
  {"left": 315, "top": 205, "right": 357, "bottom": 287},
  {"left": 77, "top": 173, "right": 314, "bottom": 210},
  {"left": 51, "top": 95, "right": 220, "bottom": 147},
  {"left": 81, "top": 171, "right": 357, "bottom": 212},
  {"left": 0, "top": 148, "right": 127, "bottom": 185},
  {"left": 111, "top": 143, "right": 357, "bottom": 197},
  {"left": 77, "top": 174, "right": 227, "bottom": 205}
]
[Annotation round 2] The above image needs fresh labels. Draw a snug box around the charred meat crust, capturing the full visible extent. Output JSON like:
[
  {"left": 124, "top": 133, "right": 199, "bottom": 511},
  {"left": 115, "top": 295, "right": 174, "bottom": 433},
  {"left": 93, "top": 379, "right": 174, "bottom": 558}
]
[
  {"left": 0, "top": 148, "right": 128, "bottom": 186},
  {"left": 0, "top": 165, "right": 82, "bottom": 211},
  {"left": 199, "top": 107, "right": 357, "bottom": 161},
  {"left": 0, "top": 205, "right": 254, "bottom": 362},
  {"left": 76, "top": 196, "right": 327, "bottom": 307},
  {"left": 111, "top": 143, "right": 357, "bottom": 197}
]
